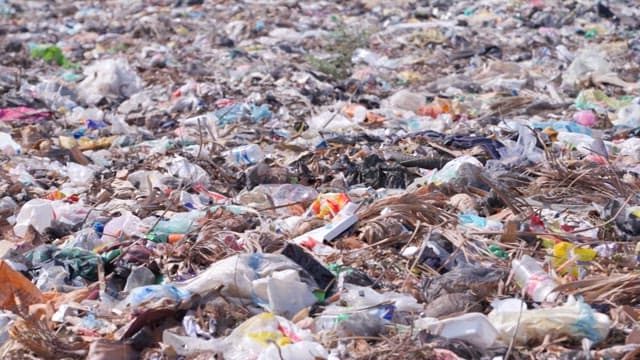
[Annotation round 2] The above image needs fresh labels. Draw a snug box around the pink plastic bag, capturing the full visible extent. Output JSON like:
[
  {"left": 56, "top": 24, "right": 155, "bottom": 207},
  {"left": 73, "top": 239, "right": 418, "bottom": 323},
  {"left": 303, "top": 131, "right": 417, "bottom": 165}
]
[{"left": 0, "top": 107, "right": 52, "bottom": 122}]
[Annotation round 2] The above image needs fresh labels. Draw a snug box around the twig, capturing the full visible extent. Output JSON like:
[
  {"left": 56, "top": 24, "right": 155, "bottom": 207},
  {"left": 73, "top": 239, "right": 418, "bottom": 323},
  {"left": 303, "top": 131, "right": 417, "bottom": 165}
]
[
  {"left": 504, "top": 291, "right": 526, "bottom": 360},
  {"left": 568, "top": 193, "right": 633, "bottom": 235},
  {"left": 196, "top": 115, "right": 205, "bottom": 159},
  {"left": 256, "top": 200, "right": 310, "bottom": 212}
]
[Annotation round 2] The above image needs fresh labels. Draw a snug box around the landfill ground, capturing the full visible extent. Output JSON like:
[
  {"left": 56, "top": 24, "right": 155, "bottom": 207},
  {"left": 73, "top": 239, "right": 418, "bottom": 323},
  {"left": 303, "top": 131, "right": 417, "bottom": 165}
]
[{"left": 2, "top": 0, "right": 640, "bottom": 359}]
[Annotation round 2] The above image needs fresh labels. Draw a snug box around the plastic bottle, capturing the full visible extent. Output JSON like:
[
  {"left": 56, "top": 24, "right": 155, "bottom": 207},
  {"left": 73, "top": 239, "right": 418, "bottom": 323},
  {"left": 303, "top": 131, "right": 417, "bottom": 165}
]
[
  {"left": 414, "top": 313, "right": 498, "bottom": 349},
  {"left": 225, "top": 144, "right": 264, "bottom": 165},
  {"left": 152, "top": 211, "right": 203, "bottom": 242},
  {"left": 315, "top": 312, "right": 386, "bottom": 337},
  {"left": 405, "top": 115, "right": 448, "bottom": 132},
  {"left": 214, "top": 103, "right": 244, "bottom": 125},
  {"left": 0, "top": 132, "right": 21, "bottom": 155},
  {"left": 25, "top": 80, "right": 78, "bottom": 111},
  {"left": 271, "top": 184, "right": 319, "bottom": 205},
  {"left": 512, "top": 255, "right": 558, "bottom": 302}
]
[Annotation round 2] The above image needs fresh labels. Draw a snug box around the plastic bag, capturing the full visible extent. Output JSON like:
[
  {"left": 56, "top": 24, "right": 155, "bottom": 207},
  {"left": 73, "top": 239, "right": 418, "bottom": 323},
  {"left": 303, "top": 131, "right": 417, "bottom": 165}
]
[
  {"left": 613, "top": 100, "right": 640, "bottom": 128},
  {"left": 13, "top": 199, "right": 55, "bottom": 238},
  {"left": 53, "top": 246, "right": 104, "bottom": 281},
  {"left": 428, "top": 155, "right": 483, "bottom": 185},
  {"left": 562, "top": 50, "right": 612, "bottom": 87},
  {"left": 65, "top": 162, "right": 96, "bottom": 187},
  {"left": 0, "top": 132, "right": 21, "bottom": 155},
  {"left": 488, "top": 296, "right": 611, "bottom": 344},
  {"left": 101, "top": 212, "right": 145, "bottom": 241},
  {"left": 224, "top": 313, "right": 327, "bottom": 360},
  {"left": 118, "top": 285, "right": 191, "bottom": 309},
  {"left": 494, "top": 126, "right": 542, "bottom": 167},
  {"left": 78, "top": 58, "right": 142, "bottom": 105},
  {"left": 164, "top": 156, "right": 210, "bottom": 186},
  {"left": 175, "top": 253, "right": 318, "bottom": 318},
  {"left": 310, "top": 193, "right": 350, "bottom": 219}
]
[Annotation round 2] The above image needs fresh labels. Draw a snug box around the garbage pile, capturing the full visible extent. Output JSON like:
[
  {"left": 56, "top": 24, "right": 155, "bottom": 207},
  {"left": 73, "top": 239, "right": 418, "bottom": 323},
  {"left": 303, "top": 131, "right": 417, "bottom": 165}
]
[{"left": 2, "top": 0, "right": 640, "bottom": 358}]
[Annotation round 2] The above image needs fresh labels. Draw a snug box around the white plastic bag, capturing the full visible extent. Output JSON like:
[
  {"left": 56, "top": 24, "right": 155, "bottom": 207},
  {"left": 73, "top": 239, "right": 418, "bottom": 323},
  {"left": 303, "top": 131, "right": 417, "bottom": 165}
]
[
  {"left": 176, "top": 254, "right": 318, "bottom": 318},
  {"left": 13, "top": 199, "right": 55, "bottom": 237},
  {"left": 78, "top": 58, "right": 142, "bottom": 105},
  {"left": 488, "top": 296, "right": 611, "bottom": 344}
]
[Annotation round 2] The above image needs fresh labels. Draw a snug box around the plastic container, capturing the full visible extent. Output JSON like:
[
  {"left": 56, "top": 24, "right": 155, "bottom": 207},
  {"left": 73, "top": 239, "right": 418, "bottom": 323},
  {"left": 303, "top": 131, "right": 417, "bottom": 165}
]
[
  {"left": 343, "top": 103, "right": 368, "bottom": 123},
  {"left": 225, "top": 144, "right": 264, "bottom": 165},
  {"left": 512, "top": 255, "right": 558, "bottom": 302},
  {"left": 13, "top": 199, "right": 55, "bottom": 238},
  {"left": 237, "top": 184, "right": 318, "bottom": 216},
  {"left": 414, "top": 312, "right": 498, "bottom": 349}
]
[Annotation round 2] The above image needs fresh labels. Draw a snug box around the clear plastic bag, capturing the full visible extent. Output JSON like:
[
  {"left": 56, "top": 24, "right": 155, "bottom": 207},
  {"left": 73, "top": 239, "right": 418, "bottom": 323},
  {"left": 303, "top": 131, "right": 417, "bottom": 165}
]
[{"left": 488, "top": 296, "right": 611, "bottom": 344}]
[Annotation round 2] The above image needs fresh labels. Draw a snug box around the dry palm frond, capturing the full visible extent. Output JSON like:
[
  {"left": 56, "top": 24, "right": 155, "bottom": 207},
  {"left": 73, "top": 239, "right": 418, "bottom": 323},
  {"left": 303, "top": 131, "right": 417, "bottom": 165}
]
[
  {"left": 198, "top": 207, "right": 259, "bottom": 233},
  {"left": 477, "top": 171, "right": 530, "bottom": 215},
  {"left": 8, "top": 314, "right": 88, "bottom": 359},
  {"left": 181, "top": 229, "right": 283, "bottom": 271},
  {"left": 358, "top": 217, "right": 408, "bottom": 244},
  {"left": 185, "top": 233, "right": 238, "bottom": 268},
  {"left": 243, "top": 230, "right": 286, "bottom": 253},
  {"left": 292, "top": 217, "right": 329, "bottom": 237},
  {"left": 357, "top": 192, "right": 453, "bottom": 227},
  {"left": 489, "top": 95, "right": 535, "bottom": 115},
  {"left": 355, "top": 192, "right": 453, "bottom": 244},
  {"left": 524, "top": 162, "right": 639, "bottom": 206},
  {"left": 176, "top": 207, "right": 262, "bottom": 268},
  {"left": 554, "top": 273, "right": 640, "bottom": 304}
]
